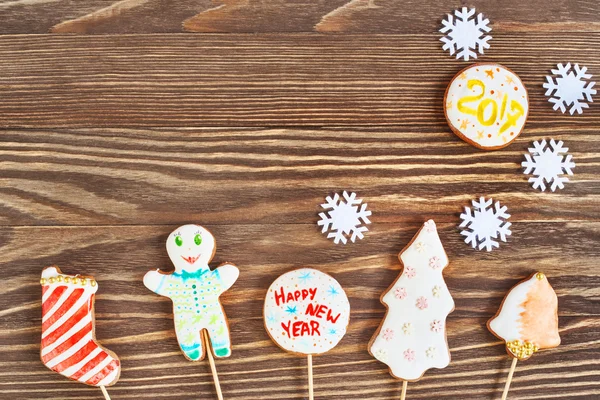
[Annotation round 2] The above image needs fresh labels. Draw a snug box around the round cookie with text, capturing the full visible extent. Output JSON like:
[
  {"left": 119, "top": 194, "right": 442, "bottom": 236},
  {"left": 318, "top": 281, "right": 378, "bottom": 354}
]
[
  {"left": 263, "top": 268, "right": 350, "bottom": 355},
  {"left": 444, "top": 63, "right": 529, "bottom": 150}
]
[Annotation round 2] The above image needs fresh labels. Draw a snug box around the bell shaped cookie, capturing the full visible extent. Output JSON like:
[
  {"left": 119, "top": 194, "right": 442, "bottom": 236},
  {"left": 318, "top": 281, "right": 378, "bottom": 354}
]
[{"left": 488, "top": 272, "right": 560, "bottom": 360}]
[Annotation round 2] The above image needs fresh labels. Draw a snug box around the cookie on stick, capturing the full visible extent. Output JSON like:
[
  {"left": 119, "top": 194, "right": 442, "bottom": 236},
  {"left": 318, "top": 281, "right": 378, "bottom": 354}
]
[
  {"left": 40, "top": 266, "right": 121, "bottom": 399},
  {"left": 144, "top": 224, "right": 239, "bottom": 400},
  {"left": 488, "top": 272, "right": 560, "bottom": 400},
  {"left": 369, "top": 220, "right": 454, "bottom": 399},
  {"left": 264, "top": 268, "right": 350, "bottom": 400}
]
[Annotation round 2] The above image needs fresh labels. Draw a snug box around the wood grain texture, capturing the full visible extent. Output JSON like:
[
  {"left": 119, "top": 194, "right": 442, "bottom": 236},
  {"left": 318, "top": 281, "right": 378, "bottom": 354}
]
[
  {"left": 1, "top": 224, "right": 599, "bottom": 400},
  {"left": 0, "top": 128, "right": 598, "bottom": 226},
  {"left": 0, "top": 34, "right": 599, "bottom": 128},
  {"left": 0, "top": 0, "right": 599, "bottom": 34},
  {"left": 1, "top": 2, "right": 600, "bottom": 398}
]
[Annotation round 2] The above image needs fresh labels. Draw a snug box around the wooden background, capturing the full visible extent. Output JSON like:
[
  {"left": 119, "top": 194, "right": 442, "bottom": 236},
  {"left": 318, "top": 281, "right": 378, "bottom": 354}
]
[{"left": 0, "top": 0, "right": 599, "bottom": 399}]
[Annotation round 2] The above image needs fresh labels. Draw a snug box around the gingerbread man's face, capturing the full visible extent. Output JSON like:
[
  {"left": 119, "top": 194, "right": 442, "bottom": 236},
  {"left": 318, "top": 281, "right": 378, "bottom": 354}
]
[{"left": 166, "top": 224, "right": 216, "bottom": 272}]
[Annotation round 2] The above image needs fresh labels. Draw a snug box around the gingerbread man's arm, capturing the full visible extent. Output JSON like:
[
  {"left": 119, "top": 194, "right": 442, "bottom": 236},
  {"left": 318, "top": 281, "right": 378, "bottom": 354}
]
[
  {"left": 143, "top": 270, "right": 171, "bottom": 297},
  {"left": 214, "top": 263, "right": 239, "bottom": 294}
]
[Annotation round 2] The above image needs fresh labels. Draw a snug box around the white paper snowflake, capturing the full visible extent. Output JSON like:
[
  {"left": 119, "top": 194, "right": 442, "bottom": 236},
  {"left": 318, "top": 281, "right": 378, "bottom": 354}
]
[
  {"left": 440, "top": 7, "right": 492, "bottom": 61},
  {"left": 317, "top": 191, "right": 372, "bottom": 244},
  {"left": 543, "top": 63, "right": 596, "bottom": 115},
  {"left": 459, "top": 197, "right": 511, "bottom": 252},
  {"left": 522, "top": 139, "right": 575, "bottom": 192}
]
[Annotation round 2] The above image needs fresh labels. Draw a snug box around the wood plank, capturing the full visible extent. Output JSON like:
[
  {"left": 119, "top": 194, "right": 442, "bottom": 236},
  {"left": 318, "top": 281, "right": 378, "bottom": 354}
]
[
  {"left": 0, "top": 0, "right": 598, "bottom": 34},
  {"left": 1, "top": 224, "right": 599, "bottom": 399},
  {"left": 1, "top": 224, "right": 598, "bottom": 318},
  {"left": 0, "top": 34, "right": 599, "bottom": 128},
  {"left": 0, "top": 128, "right": 598, "bottom": 226}
]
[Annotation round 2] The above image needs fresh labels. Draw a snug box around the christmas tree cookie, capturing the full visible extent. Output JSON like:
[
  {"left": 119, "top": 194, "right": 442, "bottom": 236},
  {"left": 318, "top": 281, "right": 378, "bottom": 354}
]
[
  {"left": 488, "top": 272, "right": 560, "bottom": 360},
  {"left": 369, "top": 220, "right": 454, "bottom": 382}
]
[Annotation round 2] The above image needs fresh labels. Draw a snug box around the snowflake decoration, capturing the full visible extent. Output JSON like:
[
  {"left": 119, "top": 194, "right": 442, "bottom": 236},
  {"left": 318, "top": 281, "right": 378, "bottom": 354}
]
[
  {"left": 382, "top": 328, "right": 394, "bottom": 341},
  {"left": 459, "top": 197, "right": 512, "bottom": 252},
  {"left": 327, "top": 285, "right": 340, "bottom": 298},
  {"left": 285, "top": 305, "right": 298, "bottom": 315},
  {"left": 402, "top": 323, "right": 413, "bottom": 335},
  {"left": 429, "top": 256, "right": 442, "bottom": 269},
  {"left": 403, "top": 349, "right": 416, "bottom": 362},
  {"left": 426, "top": 347, "right": 437, "bottom": 358},
  {"left": 373, "top": 348, "right": 388, "bottom": 362},
  {"left": 415, "top": 241, "right": 426, "bottom": 253},
  {"left": 424, "top": 220, "right": 436, "bottom": 232},
  {"left": 522, "top": 139, "right": 575, "bottom": 192},
  {"left": 432, "top": 285, "right": 441, "bottom": 298},
  {"left": 440, "top": 7, "right": 492, "bottom": 61},
  {"left": 430, "top": 320, "right": 443, "bottom": 333},
  {"left": 298, "top": 271, "right": 313, "bottom": 283},
  {"left": 317, "top": 191, "right": 372, "bottom": 244},
  {"left": 266, "top": 313, "right": 277, "bottom": 324},
  {"left": 394, "top": 287, "right": 407, "bottom": 300},
  {"left": 543, "top": 63, "right": 596, "bottom": 115},
  {"left": 416, "top": 296, "right": 429, "bottom": 310},
  {"left": 404, "top": 266, "right": 416, "bottom": 279}
]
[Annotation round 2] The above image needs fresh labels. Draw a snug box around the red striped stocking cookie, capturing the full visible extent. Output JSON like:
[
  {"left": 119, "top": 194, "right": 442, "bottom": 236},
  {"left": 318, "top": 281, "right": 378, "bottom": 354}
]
[{"left": 40, "top": 266, "right": 121, "bottom": 387}]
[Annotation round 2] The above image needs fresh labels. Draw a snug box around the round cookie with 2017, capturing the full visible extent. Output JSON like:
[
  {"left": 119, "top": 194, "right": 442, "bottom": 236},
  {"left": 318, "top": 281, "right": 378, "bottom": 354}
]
[
  {"left": 444, "top": 63, "right": 529, "bottom": 150},
  {"left": 263, "top": 268, "right": 350, "bottom": 355}
]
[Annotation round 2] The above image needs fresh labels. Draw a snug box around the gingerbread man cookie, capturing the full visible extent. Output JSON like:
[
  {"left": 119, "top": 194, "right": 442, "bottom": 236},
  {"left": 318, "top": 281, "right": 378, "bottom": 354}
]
[
  {"left": 488, "top": 272, "right": 560, "bottom": 360},
  {"left": 444, "top": 63, "right": 529, "bottom": 150},
  {"left": 144, "top": 224, "right": 239, "bottom": 361}
]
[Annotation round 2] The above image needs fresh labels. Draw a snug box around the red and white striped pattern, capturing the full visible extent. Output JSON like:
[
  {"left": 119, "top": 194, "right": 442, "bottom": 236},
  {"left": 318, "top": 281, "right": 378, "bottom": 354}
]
[{"left": 41, "top": 267, "right": 121, "bottom": 387}]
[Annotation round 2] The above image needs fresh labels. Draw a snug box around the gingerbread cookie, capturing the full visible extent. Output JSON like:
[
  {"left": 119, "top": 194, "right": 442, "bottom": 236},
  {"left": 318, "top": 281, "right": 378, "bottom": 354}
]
[
  {"left": 444, "top": 63, "right": 529, "bottom": 150},
  {"left": 263, "top": 268, "right": 350, "bottom": 355},
  {"left": 40, "top": 266, "right": 121, "bottom": 387},
  {"left": 488, "top": 272, "right": 560, "bottom": 360},
  {"left": 369, "top": 220, "right": 454, "bottom": 381},
  {"left": 143, "top": 224, "right": 239, "bottom": 361}
]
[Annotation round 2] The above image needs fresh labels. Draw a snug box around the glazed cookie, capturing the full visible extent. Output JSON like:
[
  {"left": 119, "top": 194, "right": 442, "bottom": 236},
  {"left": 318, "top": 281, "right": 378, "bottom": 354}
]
[
  {"left": 369, "top": 220, "right": 454, "bottom": 381},
  {"left": 488, "top": 272, "right": 560, "bottom": 360},
  {"left": 40, "top": 266, "right": 121, "bottom": 387},
  {"left": 144, "top": 224, "right": 239, "bottom": 361},
  {"left": 444, "top": 63, "right": 529, "bottom": 150},
  {"left": 263, "top": 268, "right": 350, "bottom": 355}
]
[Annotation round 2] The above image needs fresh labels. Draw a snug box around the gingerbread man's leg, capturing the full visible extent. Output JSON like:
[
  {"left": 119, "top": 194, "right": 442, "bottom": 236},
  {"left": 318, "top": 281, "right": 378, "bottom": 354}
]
[
  {"left": 204, "top": 308, "right": 231, "bottom": 358},
  {"left": 174, "top": 313, "right": 204, "bottom": 361}
]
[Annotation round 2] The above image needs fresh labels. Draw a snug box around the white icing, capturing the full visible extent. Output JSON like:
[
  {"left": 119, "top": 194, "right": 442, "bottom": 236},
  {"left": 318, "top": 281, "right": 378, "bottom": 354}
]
[
  {"left": 370, "top": 220, "right": 454, "bottom": 381},
  {"left": 445, "top": 64, "right": 528, "bottom": 149},
  {"left": 264, "top": 268, "right": 350, "bottom": 355},
  {"left": 489, "top": 274, "right": 537, "bottom": 342}
]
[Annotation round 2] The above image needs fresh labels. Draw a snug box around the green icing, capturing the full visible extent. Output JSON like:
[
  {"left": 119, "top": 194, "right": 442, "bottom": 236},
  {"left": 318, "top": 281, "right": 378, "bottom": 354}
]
[{"left": 159, "top": 268, "right": 231, "bottom": 360}]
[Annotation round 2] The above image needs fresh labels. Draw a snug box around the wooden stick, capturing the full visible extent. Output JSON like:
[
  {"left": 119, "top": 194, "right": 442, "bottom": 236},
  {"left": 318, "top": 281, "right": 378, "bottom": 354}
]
[
  {"left": 400, "top": 380, "right": 408, "bottom": 400},
  {"left": 203, "top": 330, "right": 224, "bottom": 400},
  {"left": 307, "top": 354, "right": 314, "bottom": 400},
  {"left": 100, "top": 386, "right": 111, "bottom": 400},
  {"left": 501, "top": 357, "right": 518, "bottom": 400}
]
